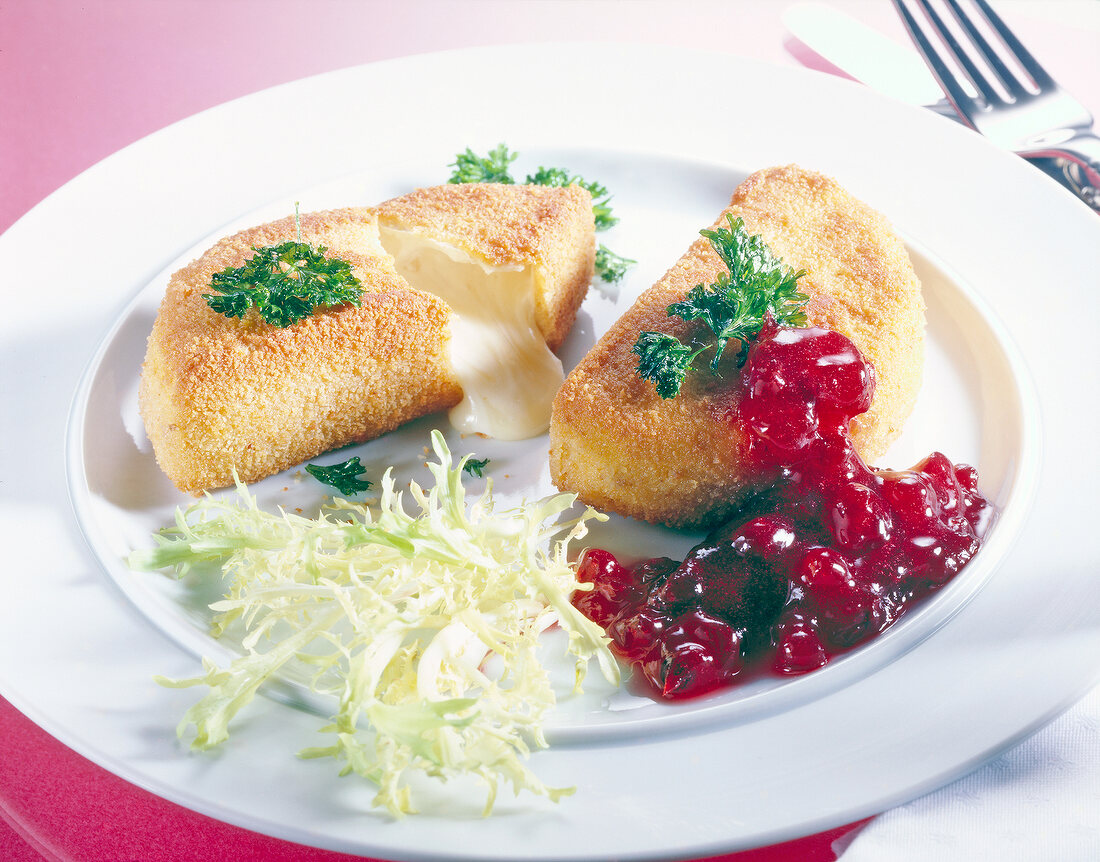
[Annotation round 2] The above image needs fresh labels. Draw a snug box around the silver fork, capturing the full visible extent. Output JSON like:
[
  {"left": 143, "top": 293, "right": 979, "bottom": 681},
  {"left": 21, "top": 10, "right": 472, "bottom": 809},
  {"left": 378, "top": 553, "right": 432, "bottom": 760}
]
[{"left": 893, "top": 0, "right": 1100, "bottom": 208}]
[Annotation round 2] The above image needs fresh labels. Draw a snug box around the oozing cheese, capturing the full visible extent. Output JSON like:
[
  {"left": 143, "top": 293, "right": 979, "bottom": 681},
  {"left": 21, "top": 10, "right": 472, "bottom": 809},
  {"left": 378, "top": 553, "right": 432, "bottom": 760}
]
[{"left": 379, "top": 227, "right": 564, "bottom": 440}]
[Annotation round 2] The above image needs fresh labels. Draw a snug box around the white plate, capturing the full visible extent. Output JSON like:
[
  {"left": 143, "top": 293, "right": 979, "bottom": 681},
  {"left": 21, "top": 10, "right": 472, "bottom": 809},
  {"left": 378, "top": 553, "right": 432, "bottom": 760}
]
[{"left": 2, "top": 43, "right": 1099, "bottom": 861}]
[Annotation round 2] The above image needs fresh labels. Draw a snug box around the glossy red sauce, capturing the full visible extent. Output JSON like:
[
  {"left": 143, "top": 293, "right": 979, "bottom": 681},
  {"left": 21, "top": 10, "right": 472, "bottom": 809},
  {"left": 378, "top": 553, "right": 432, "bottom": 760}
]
[{"left": 572, "top": 321, "right": 989, "bottom": 699}]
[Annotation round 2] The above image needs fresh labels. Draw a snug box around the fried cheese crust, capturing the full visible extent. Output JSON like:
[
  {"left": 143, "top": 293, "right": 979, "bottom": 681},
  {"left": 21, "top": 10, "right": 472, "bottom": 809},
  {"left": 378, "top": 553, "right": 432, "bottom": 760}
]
[
  {"left": 549, "top": 165, "right": 926, "bottom": 529},
  {"left": 139, "top": 208, "right": 461, "bottom": 494}
]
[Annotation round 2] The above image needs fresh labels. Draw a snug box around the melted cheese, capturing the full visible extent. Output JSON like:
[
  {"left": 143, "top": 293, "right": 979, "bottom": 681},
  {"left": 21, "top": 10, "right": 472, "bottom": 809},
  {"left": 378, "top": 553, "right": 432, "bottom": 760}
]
[{"left": 379, "top": 227, "right": 563, "bottom": 440}]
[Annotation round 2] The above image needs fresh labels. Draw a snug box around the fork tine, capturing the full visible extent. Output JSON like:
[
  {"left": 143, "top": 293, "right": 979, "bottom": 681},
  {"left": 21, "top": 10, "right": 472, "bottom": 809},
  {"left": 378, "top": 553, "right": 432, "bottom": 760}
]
[
  {"left": 970, "top": 0, "right": 1056, "bottom": 90},
  {"left": 913, "top": 0, "right": 1004, "bottom": 105},
  {"left": 892, "top": 0, "right": 993, "bottom": 114},
  {"left": 943, "top": 0, "right": 1023, "bottom": 98}
]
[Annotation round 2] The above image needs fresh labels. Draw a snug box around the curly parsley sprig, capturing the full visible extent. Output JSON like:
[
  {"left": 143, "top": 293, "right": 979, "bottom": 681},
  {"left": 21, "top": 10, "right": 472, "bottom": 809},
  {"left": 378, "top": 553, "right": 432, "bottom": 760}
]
[
  {"left": 633, "top": 215, "right": 808, "bottom": 399},
  {"left": 461, "top": 456, "right": 490, "bottom": 478},
  {"left": 633, "top": 332, "right": 710, "bottom": 400},
  {"left": 447, "top": 144, "right": 519, "bottom": 184},
  {"left": 447, "top": 144, "right": 633, "bottom": 283},
  {"left": 204, "top": 240, "right": 363, "bottom": 328},
  {"left": 594, "top": 245, "right": 635, "bottom": 285},
  {"left": 305, "top": 456, "right": 373, "bottom": 495}
]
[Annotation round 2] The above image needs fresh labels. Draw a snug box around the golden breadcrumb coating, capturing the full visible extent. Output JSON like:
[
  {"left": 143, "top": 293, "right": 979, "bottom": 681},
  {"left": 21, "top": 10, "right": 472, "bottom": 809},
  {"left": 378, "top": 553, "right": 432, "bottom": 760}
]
[
  {"left": 139, "top": 208, "right": 461, "bottom": 494},
  {"left": 375, "top": 183, "right": 595, "bottom": 350},
  {"left": 549, "top": 165, "right": 926, "bottom": 529}
]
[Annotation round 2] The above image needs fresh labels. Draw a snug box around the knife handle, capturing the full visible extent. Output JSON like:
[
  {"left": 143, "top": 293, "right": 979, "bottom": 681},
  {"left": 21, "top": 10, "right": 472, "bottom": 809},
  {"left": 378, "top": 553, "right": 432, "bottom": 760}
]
[{"left": 1019, "top": 131, "right": 1100, "bottom": 210}]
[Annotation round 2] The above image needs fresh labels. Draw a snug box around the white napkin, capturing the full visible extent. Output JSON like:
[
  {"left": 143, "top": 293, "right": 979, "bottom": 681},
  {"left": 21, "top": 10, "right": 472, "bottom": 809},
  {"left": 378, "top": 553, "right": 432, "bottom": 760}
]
[{"left": 839, "top": 684, "right": 1100, "bottom": 860}]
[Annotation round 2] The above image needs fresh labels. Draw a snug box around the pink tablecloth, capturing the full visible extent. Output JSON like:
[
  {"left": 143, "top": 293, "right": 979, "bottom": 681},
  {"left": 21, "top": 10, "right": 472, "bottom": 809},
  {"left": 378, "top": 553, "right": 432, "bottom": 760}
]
[{"left": 2, "top": 2, "right": 1097, "bottom": 860}]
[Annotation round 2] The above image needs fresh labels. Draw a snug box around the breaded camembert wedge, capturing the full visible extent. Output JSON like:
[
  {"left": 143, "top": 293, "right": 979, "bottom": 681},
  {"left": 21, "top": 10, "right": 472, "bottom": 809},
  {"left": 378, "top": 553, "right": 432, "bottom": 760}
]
[
  {"left": 141, "top": 185, "right": 595, "bottom": 494},
  {"left": 376, "top": 183, "right": 594, "bottom": 439},
  {"left": 377, "top": 183, "right": 593, "bottom": 352},
  {"left": 549, "top": 165, "right": 925, "bottom": 529},
  {"left": 140, "top": 207, "right": 461, "bottom": 494}
]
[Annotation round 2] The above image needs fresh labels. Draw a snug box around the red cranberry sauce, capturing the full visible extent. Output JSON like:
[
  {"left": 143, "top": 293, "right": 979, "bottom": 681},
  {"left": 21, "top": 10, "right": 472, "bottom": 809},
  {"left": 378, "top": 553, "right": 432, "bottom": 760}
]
[{"left": 573, "top": 321, "right": 989, "bottom": 700}]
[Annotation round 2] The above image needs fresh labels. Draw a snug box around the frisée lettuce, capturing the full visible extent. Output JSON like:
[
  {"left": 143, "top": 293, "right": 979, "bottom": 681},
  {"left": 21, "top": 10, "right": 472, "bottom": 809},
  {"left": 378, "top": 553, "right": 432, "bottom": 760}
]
[{"left": 128, "top": 430, "right": 617, "bottom": 816}]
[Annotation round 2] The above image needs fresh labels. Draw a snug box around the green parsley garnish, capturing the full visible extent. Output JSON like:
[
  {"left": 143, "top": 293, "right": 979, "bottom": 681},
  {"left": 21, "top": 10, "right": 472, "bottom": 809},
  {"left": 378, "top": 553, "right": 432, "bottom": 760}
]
[
  {"left": 594, "top": 244, "right": 635, "bottom": 284},
  {"left": 447, "top": 144, "right": 633, "bottom": 283},
  {"left": 633, "top": 214, "right": 809, "bottom": 399},
  {"left": 305, "top": 456, "right": 372, "bottom": 495},
  {"left": 204, "top": 241, "right": 363, "bottom": 328},
  {"left": 461, "top": 457, "right": 490, "bottom": 478},
  {"left": 447, "top": 144, "right": 519, "bottom": 184},
  {"left": 633, "top": 332, "right": 709, "bottom": 400}
]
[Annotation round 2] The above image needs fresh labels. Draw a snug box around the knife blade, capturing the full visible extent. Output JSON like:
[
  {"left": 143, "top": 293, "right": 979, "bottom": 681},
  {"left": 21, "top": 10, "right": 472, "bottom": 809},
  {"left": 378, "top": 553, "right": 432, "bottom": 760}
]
[{"left": 783, "top": 1, "right": 947, "bottom": 109}]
